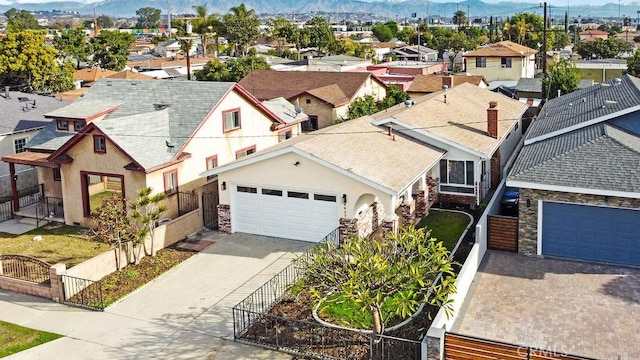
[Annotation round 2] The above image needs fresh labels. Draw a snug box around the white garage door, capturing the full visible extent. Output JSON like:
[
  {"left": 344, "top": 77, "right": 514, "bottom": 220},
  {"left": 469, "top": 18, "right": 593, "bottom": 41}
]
[{"left": 232, "top": 185, "right": 339, "bottom": 242}]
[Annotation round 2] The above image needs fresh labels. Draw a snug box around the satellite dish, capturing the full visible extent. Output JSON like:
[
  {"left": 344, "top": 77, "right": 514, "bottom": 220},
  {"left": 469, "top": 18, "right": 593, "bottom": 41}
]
[{"left": 294, "top": 105, "right": 302, "bottom": 114}]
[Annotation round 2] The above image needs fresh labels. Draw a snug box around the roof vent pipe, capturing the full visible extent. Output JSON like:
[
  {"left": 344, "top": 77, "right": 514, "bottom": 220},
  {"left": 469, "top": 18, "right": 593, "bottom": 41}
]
[{"left": 4, "top": 86, "right": 9, "bottom": 99}]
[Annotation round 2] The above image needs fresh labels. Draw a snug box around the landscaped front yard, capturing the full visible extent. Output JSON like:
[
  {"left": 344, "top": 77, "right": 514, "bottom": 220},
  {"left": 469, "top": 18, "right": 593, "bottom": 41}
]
[
  {"left": 0, "top": 224, "right": 109, "bottom": 268},
  {"left": 417, "top": 209, "right": 472, "bottom": 251},
  {"left": 0, "top": 320, "right": 61, "bottom": 358}
]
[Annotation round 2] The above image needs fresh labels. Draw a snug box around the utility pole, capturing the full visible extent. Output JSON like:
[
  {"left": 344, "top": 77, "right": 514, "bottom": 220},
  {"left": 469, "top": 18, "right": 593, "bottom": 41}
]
[
  {"left": 468, "top": 4, "right": 470, "bottom": 26},
  {"left": 167, "top": 0, "right": 172, "bottom": 37},
  {"left": 542, "top": 2, "right": 547, "bottom": 76}
]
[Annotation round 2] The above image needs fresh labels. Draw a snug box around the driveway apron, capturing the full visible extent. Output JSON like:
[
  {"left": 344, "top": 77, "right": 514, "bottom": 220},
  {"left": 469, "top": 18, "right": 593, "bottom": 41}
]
[{"left": 0, "top": 231, "right": 309, "bottom": 359}]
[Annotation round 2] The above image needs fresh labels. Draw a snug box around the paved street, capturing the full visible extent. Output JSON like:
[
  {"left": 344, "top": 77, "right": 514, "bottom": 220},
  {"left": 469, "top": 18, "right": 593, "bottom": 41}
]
[{"left": 0, "top": 231, "right": 310, "bottom": 359}]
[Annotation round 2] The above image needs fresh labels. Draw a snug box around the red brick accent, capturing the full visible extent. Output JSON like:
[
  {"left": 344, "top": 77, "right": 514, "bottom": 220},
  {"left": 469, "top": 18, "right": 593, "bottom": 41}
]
[
  {"left": 400, "top": 200, "right": 416, "bottom": 228},
  {"left": 442, "top": 75, "right": 453, "bottom": 88},
  {"left": 217, "top": 204, "right": 231, "bottom": 234},
  {"left": 371, "top": 202, "right": 379, "bottom": 232},
  {"left": 491, "top": 150, "right": 501, "bottom": 189},
  {"left": 381, "top": 218, "right": 396, "bottom": 236},
  {"left": 415, "top": 190, "right": 428, "bottom": 219},
  {"left": 439, "top": 193, "right": 476, "bottom": 206},
  {"left": 427, "top": 177, "right": 440, "bottom": 205},
  {"left": 339, "top": 217, "right": 358, "bottom": 243},
  {"left": 487, "top": 101, "right": 499, "bottom": 138}
]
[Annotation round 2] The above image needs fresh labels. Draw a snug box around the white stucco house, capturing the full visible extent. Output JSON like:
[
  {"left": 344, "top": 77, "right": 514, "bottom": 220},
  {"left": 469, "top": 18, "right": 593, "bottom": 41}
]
[{"left": 200, "top": 83, "right": 528, "bottom": 243}]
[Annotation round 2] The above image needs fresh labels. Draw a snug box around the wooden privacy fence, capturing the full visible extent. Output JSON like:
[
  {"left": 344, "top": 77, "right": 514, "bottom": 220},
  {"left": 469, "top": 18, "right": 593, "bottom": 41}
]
[
  {"left": 487, "top": 214, "right": 518, "bottom": 252},
  {"left": 445, "top": 333, "right": 596, "bottom": 360},
  {"left": 0, "top": 254, "right": 51, "bottom": 284}
]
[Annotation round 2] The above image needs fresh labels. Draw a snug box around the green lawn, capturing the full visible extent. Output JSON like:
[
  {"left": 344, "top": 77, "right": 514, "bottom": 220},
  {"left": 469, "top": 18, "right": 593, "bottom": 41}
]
[
  {"left": 416, "top": 209, "right": 471, "bottom": 251},
  {"left": 0, "top": 224, "right": 110, "bottom": 268},
  {"left": 89, "top": 190, "right": 121, "bottom": 214},
  {"left": 0, "top": 320, "right": 61, "bottom": 358}
]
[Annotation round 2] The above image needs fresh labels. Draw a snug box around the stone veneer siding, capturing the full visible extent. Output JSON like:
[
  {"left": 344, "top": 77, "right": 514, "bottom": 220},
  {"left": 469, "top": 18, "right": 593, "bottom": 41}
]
[
  {"left": 518, "top": 188, "right": 640, "bottom": 255},
  {"left": 339, "top": 217, "right": 358, "bottom": 243},
  {"left": 415, "top": 190, "right": 428, "bottom": 219},
  {"left": 400, "top": 200, "right": 416, "bottom": 228},
  {"left": 439, "top": 193, "right": 476, "bottom": 206},
  {"left": 217, "top": 204, "right": 231, "bottom": 234},
  {"left": 427, "top": 177, "right": 439, "bottom": 204}
]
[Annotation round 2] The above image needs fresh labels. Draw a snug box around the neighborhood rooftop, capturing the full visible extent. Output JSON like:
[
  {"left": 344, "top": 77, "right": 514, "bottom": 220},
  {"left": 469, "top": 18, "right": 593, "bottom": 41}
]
[{"left": 0, "top": 91, "right": 70, "bottom": 136}]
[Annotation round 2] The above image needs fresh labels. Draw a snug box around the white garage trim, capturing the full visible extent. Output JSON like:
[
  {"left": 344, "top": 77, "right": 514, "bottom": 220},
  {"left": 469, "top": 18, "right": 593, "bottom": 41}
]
[{"left": 230, "top": 182, "right": 340, "bottom": 242}]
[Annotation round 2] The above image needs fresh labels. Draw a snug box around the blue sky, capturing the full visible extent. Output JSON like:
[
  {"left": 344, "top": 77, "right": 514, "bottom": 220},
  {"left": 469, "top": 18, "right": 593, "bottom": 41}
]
[{"left": 0, "top": 0, "right": 618, "bottom": 4}]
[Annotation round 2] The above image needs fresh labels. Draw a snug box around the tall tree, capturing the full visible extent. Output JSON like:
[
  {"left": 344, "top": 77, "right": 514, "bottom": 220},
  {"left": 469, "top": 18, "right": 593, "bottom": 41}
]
[
  {"left": 90, "top": 30, "right": 135, "bottom": 71},
  {"left": 542, "top": 59, "right": 580, "bottom": 99},
  {"left": 371, "top": 24, "right": 393, "bottom": 42},
  {"left": 179, "top": 38, "right": 193, "bottom": 80},
  {"left": 453, "top": 10, "right": 468, "bottom": 26},
  {"left": 194, "top": 52, "right": 270, "bottom": 82},
  {"left": 575, "top": 38, "right": 631, "bottom": 59},
  {"left": 136, "top": 7, "right": 162, "bottom": 29},
  {"left": 267, "top": 17, "right": 297, "bottom": 56},
  {"left": 305, "top": 16, "right": 335, "bottom": 56},
  {"left": 4, "top": 8, "right": 39, "bottom": 32},
  {"left": 96, "top": 15, "right": 114, "bottom": 29},
  {"left": 192, "top": 5, "right": 220, "bottom": 56},
  {"left": 54, "top": 29, "right": 90, "bottom": 69},
  {"left": 626, "top": 49, "right": 640, "bottom": 77},
  {"left": 222, "top": 4, "right": 260, "bottom": 56},
  {"left": 0, "top": 31, "right": 74, "bottom": 93}
]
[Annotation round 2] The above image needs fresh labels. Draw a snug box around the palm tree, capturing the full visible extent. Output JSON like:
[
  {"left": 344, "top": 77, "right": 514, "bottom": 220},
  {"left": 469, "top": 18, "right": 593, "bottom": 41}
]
[
  {"left": 453, "top": 10, "right": 467, "bottom": 27},
  {"left": 223, "top": 4, "right": 261, "bottom": 56},
  {"left": 180, "top": 38, "right": 193, "bottom": 80}
]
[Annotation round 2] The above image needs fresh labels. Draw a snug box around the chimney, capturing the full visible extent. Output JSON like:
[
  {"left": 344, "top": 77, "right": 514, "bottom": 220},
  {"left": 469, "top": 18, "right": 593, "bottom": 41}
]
[
  {"left": 4, "top": 86, "right": 9, "bottom": 99},
  {"left": 442, "top": 75, "right": 453, "bottom": 88},
  {"left": 487, "top": 101, "right": 499, "bottom": 138}
]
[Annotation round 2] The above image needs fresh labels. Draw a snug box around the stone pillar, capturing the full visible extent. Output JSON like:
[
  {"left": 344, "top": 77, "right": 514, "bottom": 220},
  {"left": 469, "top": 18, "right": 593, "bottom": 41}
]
[
  {"left": 427, "top": 177, "right": 440, "bottom": 205},
  {"left": 217, "top": 204, "right": 231, "bottom": 234},
  {"left": 425, "top": 327, "right": 445, "bottom": 360},
  {"left": 381, "top": 216, "right": 397, "bottom": 236},
  {"left": 339, "top": 218, "right": 358, "bottom": 243},
  {"left": 371, "top": 202, "right": 379, "bottom": 232},
  {"left": 400, "top": 200, "right": 416, "bottom": 228},
  {"left": 50, "top": 263, "right": 66, "bottom": 303},
  {"left": 415, "top": 190, "right": 428, "bottom": 219}
]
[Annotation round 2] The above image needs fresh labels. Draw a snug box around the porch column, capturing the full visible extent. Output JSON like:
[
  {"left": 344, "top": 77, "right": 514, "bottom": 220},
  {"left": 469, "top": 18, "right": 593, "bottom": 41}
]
[
  {"left": 9, "top": 163, "right": 18, "bottom": 212},
  {"left": 418, "top": 173, "right": 427, "bottom": 190}
]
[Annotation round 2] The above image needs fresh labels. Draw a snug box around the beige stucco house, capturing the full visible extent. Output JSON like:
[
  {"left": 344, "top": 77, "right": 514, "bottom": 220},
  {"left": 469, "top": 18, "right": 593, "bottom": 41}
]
[
  {"left": 201, "top": 83, "right": 528, "bottom": 243},
  {"left": 238, "top": 70, "right": 387, "bottom": 130},
  {"left": 463, "top": 41, "right": 537, "bottom": 81},
  {"left": 2, "top": 79, "right": 305, "bottom": 227}
]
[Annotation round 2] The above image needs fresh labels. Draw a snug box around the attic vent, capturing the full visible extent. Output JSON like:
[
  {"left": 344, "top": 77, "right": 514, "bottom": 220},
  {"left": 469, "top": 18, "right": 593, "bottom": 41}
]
[
  {"left": 603, "top": 100, "right": 617, "bottom": 108},
  {"left": 154, "top": 103, "right": 170, "bottom": 110}
]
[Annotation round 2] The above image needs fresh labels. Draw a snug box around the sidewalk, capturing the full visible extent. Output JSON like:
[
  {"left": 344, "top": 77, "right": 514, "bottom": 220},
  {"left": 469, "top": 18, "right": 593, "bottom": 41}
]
[{"left": 0, "top": 231, "right": 309, "bottom": 359}]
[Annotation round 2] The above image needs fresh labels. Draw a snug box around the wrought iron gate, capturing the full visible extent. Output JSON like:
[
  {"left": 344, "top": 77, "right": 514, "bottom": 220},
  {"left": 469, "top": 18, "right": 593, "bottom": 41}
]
[{"left": 202, "top": 192, "right": 219, "bottom": 229}]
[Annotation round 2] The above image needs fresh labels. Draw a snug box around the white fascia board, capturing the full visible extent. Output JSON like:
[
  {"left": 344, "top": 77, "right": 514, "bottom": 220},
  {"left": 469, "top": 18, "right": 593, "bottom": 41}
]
[
  {"left": 199, "top": 146, "right": 398, "bottom": 197},
  {"left": 525, "top": 105, "right": 640, "bottom": 146},
  {"left": 506, "top": 180, "right": 640, "bottom": 199},
  {"left": 397, "top": 152, "right": 447, "bottom": 196},
  {"left": 372, "top": 118, "right": 488, "bottom": 159}
]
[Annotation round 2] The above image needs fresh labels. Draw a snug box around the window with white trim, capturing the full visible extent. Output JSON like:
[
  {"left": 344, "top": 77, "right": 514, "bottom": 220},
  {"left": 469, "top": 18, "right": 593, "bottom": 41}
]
[
  {"left": 14, "top": 138, "right": 27, "bottom": 153},
  {"left": 163, "top": 170, "right": 178, "bottom": 195},
  {"left": 439, "top": 159, "right": 475, "bottom": 194}
]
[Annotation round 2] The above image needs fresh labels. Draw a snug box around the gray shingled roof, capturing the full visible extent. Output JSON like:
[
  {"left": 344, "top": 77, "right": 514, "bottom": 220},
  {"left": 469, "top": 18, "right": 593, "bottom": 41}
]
[
  {"left": 68, "top": 79, "right": 235, "bottom": 165},
  {"left": 261, "top": 97, "right": 308, "bottom": 125},
  {"left": 96, "top": 110, "right": 173, "bottom": 169},
  {"left": 527, "top": 75, "right": 640, "bottom": 139},
  {"left": 516, "top": 78, "right": 541, "bottom": 93},
  {"left": 508, "top": 74, "right": 640, "bottom": 193},
  {"left": 0, "top": 91, "right": 70, "bottom": 136},
  {"left": 26, "top": 121, "right": 76, "bottom": 151},
  {"left": 509, "top": 134, "right": 640, "bottom": 193}
]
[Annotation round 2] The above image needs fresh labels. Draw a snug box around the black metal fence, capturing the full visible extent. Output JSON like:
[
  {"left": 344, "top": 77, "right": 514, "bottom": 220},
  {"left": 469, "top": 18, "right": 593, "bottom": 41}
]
[
  {"left": 322, "top": 226, "right": 340, "bottom": 245},
  {"left": 232, "top": 259, "right": 422, "bottom": 360},
  {"left": 60, "top": 274, "right": 105, "bottom": 311},
  {"left": 0, "top": 200, "right": 12, "bottom": 222},
  {"left": 0, "top": 254, "right": 51, "bottom": 284},
  {"left": 45, "top": 196, "right": 64, "bottom": 217},
  {"left": 17, "top": 184, "right": 43, "bottom": 208},
  {"left": 178, "top": 191, "right": 199, "bottom": 216}
]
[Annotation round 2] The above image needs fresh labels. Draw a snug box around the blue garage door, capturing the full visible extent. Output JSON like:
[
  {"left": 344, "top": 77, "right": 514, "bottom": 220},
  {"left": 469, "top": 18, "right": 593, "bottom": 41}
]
[{"left": 542, "top": 202, "right": 640, "bottom": 267}]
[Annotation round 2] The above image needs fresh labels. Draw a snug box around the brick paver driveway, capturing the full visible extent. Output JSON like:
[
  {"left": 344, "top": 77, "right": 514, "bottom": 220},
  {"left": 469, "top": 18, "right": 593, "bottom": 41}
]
[{"left": 451, "top": 251, "right": 640, "bottom": 360}]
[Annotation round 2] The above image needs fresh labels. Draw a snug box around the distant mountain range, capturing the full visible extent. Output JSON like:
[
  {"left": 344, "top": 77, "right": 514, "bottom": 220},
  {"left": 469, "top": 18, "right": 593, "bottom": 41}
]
[{"left": 0, "top": 0, "right": 637, "bottom": 20}]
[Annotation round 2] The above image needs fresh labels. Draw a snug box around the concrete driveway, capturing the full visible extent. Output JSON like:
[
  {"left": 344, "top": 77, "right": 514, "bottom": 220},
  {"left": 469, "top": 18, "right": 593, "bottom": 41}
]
[
  {"left": 0, "top": 231, "right": 311, "bottom": 359},
  {"left": 451, "top": 251, "right": 640, "bottom": 360}
]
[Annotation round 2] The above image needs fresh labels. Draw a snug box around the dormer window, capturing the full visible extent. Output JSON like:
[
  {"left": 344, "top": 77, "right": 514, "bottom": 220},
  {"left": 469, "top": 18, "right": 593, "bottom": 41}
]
[
  {"left": 56, "top": 120, "right": 68, "bottom": 131},
  {"left": 74, "top": 121, "right": 86, "bottom": 131}
]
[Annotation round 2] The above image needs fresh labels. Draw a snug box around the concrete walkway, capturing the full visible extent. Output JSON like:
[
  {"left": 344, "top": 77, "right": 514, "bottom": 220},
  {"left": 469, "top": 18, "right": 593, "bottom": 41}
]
[{"left": 0, "top": 231, "right": 311, "bottom": 359}]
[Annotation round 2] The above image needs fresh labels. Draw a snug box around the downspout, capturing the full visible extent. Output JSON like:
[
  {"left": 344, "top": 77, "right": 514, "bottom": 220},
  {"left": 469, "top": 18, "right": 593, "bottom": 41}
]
[{"left": 10, "top": 163, "right": 18, "bottom": 212}]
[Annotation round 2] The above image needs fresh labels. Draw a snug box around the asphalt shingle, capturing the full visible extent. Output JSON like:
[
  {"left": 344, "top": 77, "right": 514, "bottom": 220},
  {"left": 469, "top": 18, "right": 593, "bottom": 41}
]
[{"left": 0, "top": 91, "right": 70, "bottom": 136}]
